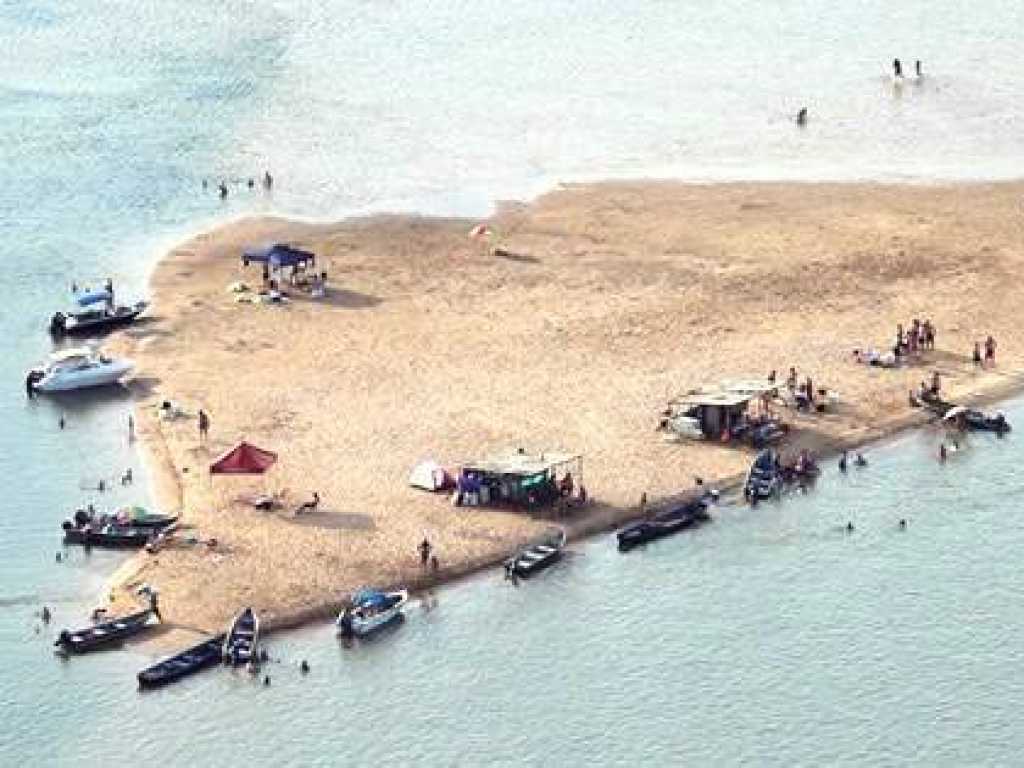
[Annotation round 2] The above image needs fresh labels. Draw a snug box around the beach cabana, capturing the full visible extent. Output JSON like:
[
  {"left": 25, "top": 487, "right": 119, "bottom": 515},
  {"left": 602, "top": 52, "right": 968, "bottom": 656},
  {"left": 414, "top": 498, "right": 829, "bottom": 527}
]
[
  {"left": 210, "top": 441, "right": 277, "bottom": 474},
  {"left": 241, "top": 244, "right": 315, "bottom": 269},
  {"left": 459, "top": 450, "right": 582, "bottom": 510}
]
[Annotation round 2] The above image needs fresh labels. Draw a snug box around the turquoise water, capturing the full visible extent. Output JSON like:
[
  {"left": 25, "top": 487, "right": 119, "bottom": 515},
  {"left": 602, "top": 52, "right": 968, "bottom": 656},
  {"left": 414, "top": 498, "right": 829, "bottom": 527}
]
[{"left": 2, "top": 2, "right": 1023, "bottom": 765}]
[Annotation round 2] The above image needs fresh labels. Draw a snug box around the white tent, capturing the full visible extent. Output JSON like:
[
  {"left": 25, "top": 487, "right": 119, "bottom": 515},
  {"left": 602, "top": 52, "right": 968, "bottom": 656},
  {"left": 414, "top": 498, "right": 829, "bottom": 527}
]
[{"left": 409, "top": 460, "right": 448, "bottom": 492}]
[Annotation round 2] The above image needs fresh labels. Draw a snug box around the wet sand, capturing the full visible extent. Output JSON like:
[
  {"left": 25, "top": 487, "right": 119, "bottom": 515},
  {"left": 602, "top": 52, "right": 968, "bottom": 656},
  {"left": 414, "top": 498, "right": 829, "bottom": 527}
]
[{"left": 106, "top": 180, "right": 1024, "bottom": 633}]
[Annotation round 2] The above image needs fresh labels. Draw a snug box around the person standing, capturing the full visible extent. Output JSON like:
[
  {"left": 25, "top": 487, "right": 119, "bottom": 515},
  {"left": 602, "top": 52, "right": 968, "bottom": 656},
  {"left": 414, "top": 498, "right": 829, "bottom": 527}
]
[
  {"left": 973, "top": 341, "right": 982, "bottom": 367},
  {"left": 198, "top": 409, "right": 210, "bottom": 442},
  {"left": 127, "top": 413, "right": 135, "bottom": 443},
  {"left": 984, "top": 335, "right": 997, "bottom": 367},
  {"left": 418, "top": 538, "right": 432, "bottom": 566}
]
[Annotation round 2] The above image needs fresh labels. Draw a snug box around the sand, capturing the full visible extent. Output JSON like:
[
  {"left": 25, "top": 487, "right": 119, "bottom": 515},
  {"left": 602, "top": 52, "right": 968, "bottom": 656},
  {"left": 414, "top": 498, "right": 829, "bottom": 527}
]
[{"left": 105, "top": 181, "right": 1024, "bottom": 634}]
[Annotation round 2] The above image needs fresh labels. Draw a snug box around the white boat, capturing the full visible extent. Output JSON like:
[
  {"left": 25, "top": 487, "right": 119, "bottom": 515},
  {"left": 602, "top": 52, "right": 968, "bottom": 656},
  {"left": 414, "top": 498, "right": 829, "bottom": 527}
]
[
  {"left": 336, "top": 588, "right": 408, "bottom": 637},
  {"left": 26, "top": 347, "right": 132, "bottom": 393}
]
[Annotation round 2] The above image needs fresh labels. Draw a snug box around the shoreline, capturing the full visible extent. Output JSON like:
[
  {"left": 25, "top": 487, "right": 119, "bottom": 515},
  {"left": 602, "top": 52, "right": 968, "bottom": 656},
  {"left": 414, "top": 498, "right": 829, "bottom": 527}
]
[{"left": 105, "top": 178, "right": 1024, "bottom": 638}]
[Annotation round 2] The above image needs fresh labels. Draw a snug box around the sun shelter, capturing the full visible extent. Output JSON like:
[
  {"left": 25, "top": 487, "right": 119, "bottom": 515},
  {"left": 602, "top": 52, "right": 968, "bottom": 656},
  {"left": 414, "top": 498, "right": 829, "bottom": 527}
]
[
  {"left": 666, "top": 385, "right": 787, "bottom": 447},
  {"left": 210, "top": 441, "right": 277, "bottom": 474},
  {"left": 668, "top": 391, "right": 754, "bottom": 439},
  {"left": 459, "top": 450, "right": 582, "bottom": 509},
  {"left": 409, "top": 460, "right": 452, "bottom": 492},
  {"left": 241, "top": 244, "right": 315, "bottom": 269}
]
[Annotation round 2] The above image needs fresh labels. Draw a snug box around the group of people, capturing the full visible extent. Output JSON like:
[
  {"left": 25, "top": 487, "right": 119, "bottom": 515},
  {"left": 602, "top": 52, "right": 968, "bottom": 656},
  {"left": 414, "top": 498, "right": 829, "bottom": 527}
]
[
  {"left": 795, "top": 59, "right": 924, "bottom": 125},
  {"left": 204, "top": 171, "right": 273, "bottom": 199},
  {"left": 972, "top": 336, "right": 997, "bottom": 368},
  {"left": 895, "top": 318, "right": 935, "bottom": 359},
  {"left": 769, "top": 367, "right": 819, "bottom": 411}
]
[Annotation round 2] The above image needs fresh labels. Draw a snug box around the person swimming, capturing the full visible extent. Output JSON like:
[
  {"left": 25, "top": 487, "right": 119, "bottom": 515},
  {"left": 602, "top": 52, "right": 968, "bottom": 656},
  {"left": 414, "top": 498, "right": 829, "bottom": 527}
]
[
  {"left": 839, "top": 451, "right": 848, "bottom": 472},
  {"left": 846, "top": 521, "right": 855, "bottom": 532},
  {"left": 939, "top": 443, "right": 948, "bottom": 462},
  {"left": 899, "top": 519, "right": 907, "bottom": 529},
  {"left": 796, "top": 107, "right": 808, "bottom": 126},
  {"left": 855, "top": 453, "right": 868, "bottom": 467}
]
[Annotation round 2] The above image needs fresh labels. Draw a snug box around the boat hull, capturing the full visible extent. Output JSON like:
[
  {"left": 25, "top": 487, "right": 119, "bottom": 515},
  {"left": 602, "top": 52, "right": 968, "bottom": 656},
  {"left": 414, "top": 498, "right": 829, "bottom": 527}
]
[
  {"left": 62, "top": 524, "right": 156, "bottom": 548},
  {"left": 337, "top": 591, "right": 408, "bottom": 637},
  {"left": 223, "top": 608, "right": 259, "bottom": 665},
  {"left": 33, "top": 360, "right": 133, "bottom": 392},
  {"left": 505, "top": 530, "right": 567, "bottom": 577},
  {"left": 617, "top": 501, "right": 711, "bottom": 552},
  {"left": 137, "top": 635, "right": 225, "bottom": 689},
  {"left": 55, "top": 609, "right": 157, "bottom": 654}
]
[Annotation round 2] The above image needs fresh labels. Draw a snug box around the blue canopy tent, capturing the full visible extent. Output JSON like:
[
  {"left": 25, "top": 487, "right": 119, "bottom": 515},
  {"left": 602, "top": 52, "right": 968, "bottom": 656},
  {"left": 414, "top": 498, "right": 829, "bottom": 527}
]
[{"left": 241, "top": 244, "right": 315, "bottom": 269}]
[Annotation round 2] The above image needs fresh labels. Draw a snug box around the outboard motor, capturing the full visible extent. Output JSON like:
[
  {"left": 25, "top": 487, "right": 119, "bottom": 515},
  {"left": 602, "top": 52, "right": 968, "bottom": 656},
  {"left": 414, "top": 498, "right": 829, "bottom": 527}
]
[{"left": 25, "top": 369, "right": 43, "bottom": 396}]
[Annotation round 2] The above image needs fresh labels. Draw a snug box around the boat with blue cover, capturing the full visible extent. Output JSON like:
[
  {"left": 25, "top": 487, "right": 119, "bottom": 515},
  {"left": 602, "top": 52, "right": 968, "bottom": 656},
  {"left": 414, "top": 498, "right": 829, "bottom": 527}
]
[
  {"left": 336, "top": 588, "right": 409, "bottom": 638},
  {"left": 137, "top": 633, "right": 225, "bottom": 689},
  {"left": 49, "top": 289, "right": 147, "bottom": 338},
  {"left": 617, "top": 495, "right": 713, "bottom": 552}
]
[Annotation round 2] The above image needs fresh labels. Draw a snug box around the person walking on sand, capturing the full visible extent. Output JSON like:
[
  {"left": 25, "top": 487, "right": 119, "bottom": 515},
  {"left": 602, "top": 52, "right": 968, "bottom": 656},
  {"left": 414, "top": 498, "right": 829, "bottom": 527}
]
[
  {"left": 418, "top": 538, "right": 431, "bottom": 567},
  {"left": 973, "top": 341, "right": 982, "bottom": 367},
  {"left": 984, "top": 335, "right": 996, "bottom": 367},
  {"left": 198, "top": 409, "right": 210, "bottom": 443}
]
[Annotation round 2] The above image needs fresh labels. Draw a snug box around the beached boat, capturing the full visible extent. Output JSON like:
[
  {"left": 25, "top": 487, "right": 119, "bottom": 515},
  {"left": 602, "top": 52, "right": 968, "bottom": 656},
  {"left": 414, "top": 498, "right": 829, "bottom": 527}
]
[
  {"left": 744, "top": 449, "right": 782, "bottom": 501},
  {"left": 26, "top": 347, "right": 133, "bottom": 393},
  {"left": 54, "top": 608, "right": 158, "bottom": 654},
  {"left": 616, "top": 497, "right": 712, "bottom": 552},
  {"left": 336, "top": 588, "right": 409, "bottom": 638},
  {"left": 137, "top": 634, "right": 226, "bottom": 689},
  {"left": 504, "top": 528, "right": 567, "bottom": 578},
  {"left": 223, "top": 607, "right": 259, "bottom": 665},
  {"left": 49, "top": 297, "right": 147, "bottom": 338},
  {"left": 61, "top": 521, "right": 162, "bottom": 548}
]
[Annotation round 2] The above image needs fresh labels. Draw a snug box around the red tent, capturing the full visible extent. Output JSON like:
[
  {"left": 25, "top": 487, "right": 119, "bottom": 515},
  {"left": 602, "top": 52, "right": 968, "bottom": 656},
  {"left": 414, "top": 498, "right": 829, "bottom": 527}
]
[{"left": 209, "top": 441, "right": 277, "bottom": 474}]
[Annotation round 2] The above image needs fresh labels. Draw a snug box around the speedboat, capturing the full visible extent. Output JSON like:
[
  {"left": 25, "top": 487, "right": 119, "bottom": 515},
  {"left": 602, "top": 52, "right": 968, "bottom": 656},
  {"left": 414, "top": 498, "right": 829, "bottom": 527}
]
[
  {"left": 49, "top": 289, "right": 147, "bottom": 338},
  {"left": 744, "top": 449, "right": 782, "bottom": 502},
  {"left": 26, "top": 347, "right": 132, "bottom": 393},
  {"left": 336, "top": 588, "right": 408, "bottom": 638}
]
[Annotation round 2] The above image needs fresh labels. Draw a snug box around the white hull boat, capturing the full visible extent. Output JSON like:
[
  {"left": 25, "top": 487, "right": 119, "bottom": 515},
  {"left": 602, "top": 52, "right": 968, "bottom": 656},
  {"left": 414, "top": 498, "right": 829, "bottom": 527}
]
[
  {"left": 336, "top": 588, "right": 408, "bottom": 637},
  {"left": 27, "top": 347, "right": 132, "bottom": 393}
]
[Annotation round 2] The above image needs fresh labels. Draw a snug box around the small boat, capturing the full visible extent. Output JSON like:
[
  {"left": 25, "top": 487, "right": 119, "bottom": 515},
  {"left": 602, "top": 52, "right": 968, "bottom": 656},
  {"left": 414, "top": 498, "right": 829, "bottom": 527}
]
[
  {"left": 504, "top": 528, "right": 567, "bottom": 578},
  {"left": 137, "top": 634, "right": 225, "bottom": 689},
  {"left": 744, "top": 449, "right": 782, "bottom": 502},
  {"left": 617, "top": 496, "right": 712, "bottom": 552},
  {"left": 336, "top": 588, "right": 409, "bottom": 638},
  {"left": 49, "top": 298, "right": 147, "bottom": 338},
  {"left": 223, "top": 607, "right": 259, "bottom": 665},
  {"left": 26, "top": 347, "right": 133, "bottom": 393},
  {"left": 944, "top": 405, "right": 1011, "bottom": 434},
  {"left": 55, "top": 608, "right": 158, "bottom": 654},
  {"left": 61, "top": 521, "right": 162, "bottom": 548}
]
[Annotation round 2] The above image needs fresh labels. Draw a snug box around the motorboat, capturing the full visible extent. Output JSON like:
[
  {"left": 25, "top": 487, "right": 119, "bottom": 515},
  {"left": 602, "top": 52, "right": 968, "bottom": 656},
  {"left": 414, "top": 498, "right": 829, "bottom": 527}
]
[
  {"left": 617, "top": 496, "right": 713, "bottom": 552},
  {"left": 62, "top": 521, "right": 160, "bottom": 548},
  {"left": 504, "top": 528, "right": 567, "bottom": 578},
  {"left": 26, "top": 347, "right": 132, "bottom": 393},
  {"left": 54, "top": 608, "right": 159, "bottom": 654},
  {"left": 336, "top": 588, "right": 409, "bottom": 638},
  {"left": 744, "top": 449, "right": 782, "bottom": 502},
  {"left": 137, "top": 634, "right": 226, "bottom": 689},
  {"left": 49, "top": 289, "right": 147, "bottom": 338},
  {"left": 223, "top": 607, "right": 259, "bottom": 666},
  {"left": 943, "top": 405, "right": 1010, "bottom": 434}
]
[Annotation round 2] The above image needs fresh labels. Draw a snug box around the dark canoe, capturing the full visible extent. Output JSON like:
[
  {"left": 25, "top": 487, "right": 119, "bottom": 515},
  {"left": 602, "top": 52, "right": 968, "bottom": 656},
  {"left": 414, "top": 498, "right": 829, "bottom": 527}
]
[
  {"left": 137, "top": 634, "right": 226, "bottom": 689},
  {"left": 49, "top": 302, "right": 147, "bottom": 338},
  {"left": 62, "top": 522, "right": 158, "bottom": 548},
  {"left": 55, "top": 608, "right": 157, "bottom": 654},
  {"left": 617, "top": 498, "right": 711, "bottom": 552},
  {"left": 222, "top": 607, "right": 259, "bottom": 666},
  {"left": 504, "top": 529, "right": 567, "bottom": 578}
]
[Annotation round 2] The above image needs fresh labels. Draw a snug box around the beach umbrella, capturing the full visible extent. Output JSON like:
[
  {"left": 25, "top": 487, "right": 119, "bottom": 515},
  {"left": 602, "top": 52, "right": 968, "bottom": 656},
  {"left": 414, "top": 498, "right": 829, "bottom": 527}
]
[{"left": 209, "top": 441, "right": 277, "bottom": 474}]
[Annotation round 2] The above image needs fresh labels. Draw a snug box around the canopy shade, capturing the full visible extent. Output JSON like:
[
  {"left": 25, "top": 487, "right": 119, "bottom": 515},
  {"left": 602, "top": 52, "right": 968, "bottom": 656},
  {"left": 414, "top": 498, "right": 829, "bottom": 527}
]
[
  {"left": 77, "top": 289, "right": 112, "bottom": 307},
  {"left": 209, "top": 441, "right": 278, "bottom": 474},
  {"left": 241, "top": 244, "right": 315, "bottom": 269}
]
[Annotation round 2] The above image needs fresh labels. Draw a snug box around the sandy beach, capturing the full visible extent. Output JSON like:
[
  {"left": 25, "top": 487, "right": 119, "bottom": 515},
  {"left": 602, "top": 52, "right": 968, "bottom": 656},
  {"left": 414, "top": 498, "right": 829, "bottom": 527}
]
[{"left": 106, "top": 180, "right": 1024, "bottom": 634}]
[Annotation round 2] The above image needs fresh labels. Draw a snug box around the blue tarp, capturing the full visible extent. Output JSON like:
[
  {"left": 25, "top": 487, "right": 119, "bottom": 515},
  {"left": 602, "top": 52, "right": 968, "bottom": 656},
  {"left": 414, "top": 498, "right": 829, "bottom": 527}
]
[
  {"left": 352, "top": 588, "right": 389, "bottom": 608},
  {"left": 242, "top": 244, "right": 315, "bottom": 268},
  {"left": 76, "top": 289, "right": 112, "bottom": 307}
]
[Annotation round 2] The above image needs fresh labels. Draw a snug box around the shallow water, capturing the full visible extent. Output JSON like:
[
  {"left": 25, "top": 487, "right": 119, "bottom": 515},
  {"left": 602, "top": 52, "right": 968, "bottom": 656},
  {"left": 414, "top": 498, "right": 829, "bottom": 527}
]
[{"left": 2, "top": 1, "right": 1023, "bottom": 765}]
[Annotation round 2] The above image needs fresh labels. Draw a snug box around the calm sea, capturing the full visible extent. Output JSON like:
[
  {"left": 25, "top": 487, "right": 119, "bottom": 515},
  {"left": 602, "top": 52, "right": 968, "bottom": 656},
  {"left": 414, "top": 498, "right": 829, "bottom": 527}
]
[{"left": 2, "top": 2, "right": 1022, "bottom": 765}]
